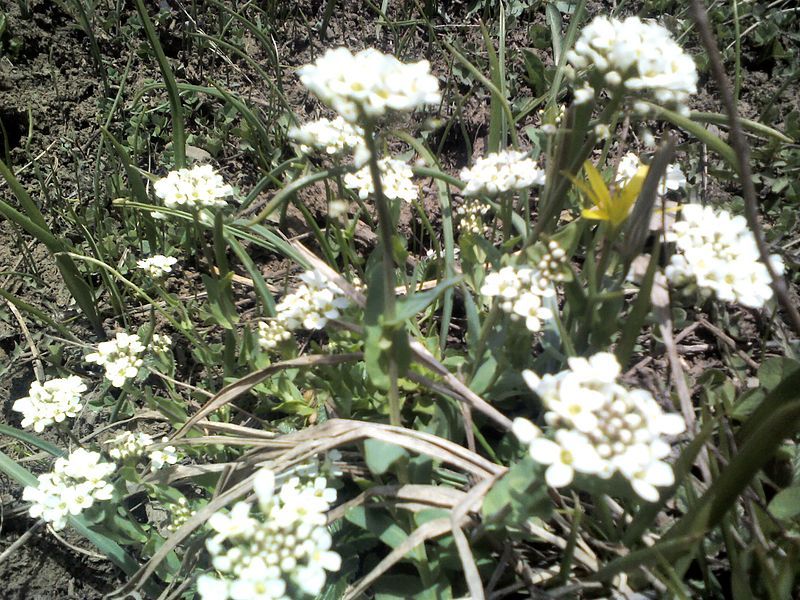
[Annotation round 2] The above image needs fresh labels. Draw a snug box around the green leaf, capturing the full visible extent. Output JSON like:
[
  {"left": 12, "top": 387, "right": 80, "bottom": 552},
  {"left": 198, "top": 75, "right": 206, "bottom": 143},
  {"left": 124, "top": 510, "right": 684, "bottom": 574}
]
[
  {"left": 768, "top": 486, "right": 800, "bottom": 520},
  {"left": 202, "top": 272, "right": 240, "bottom": 329},
  {"left": 364, "top": 439, "right": 409, "bottom": 475},
  {"left": 0, "top": 423, "right": 65, "bottom": 457},
  {"left": 345, "top": 506, "right": 408, "bottom": 550},
  {"left": 391, "top": 276, "right": 462, "bottom": 325}
]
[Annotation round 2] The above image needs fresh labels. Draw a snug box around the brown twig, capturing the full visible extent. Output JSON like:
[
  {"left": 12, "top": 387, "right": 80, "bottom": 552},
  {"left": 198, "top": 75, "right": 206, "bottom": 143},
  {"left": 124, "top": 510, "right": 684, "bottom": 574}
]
[{"left": 690, "top": 0, "right": 800, "bottom": 338}]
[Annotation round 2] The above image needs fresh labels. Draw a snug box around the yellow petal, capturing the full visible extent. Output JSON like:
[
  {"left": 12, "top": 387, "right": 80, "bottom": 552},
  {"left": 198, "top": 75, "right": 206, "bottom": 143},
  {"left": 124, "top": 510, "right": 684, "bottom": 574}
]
[
  {"left": 583, "top": 161, "right": 611, "bottom": 209},
  {"left": 582, "top": 207, "right": 609, "bottom": 221}
]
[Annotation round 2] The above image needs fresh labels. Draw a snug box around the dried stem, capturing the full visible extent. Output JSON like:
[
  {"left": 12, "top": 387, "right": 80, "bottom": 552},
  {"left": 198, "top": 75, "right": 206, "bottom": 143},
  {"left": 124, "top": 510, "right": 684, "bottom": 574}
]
[{"left": 690, "top": 0, "right": 800, "bottom": 337}]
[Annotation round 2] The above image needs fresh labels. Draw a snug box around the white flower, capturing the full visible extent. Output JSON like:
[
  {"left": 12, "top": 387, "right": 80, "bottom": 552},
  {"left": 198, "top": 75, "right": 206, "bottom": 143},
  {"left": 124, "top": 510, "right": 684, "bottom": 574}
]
[
  {"left": 85, "top": 332, "right": 146, "bottom": 388},
  {"left": 154, "top": 164, "right": 233, "bottom": 210},
  {"left": 529, "top": 430, "right": 603, "bottom": 487},
  {"left": 615, "top": 152, "right": 687, "bottom": 195},
  {"left": 150, "top": 333, "right": 173, "bottom": 354},
  {"left": 258, "top": 321, "right": 291, "bottom": 350},
  {"left": 136, "top": 255, "right": 177, "bottom": 278},
  {"left": 197, "top": 575, "right": 230, "bottom": 600},
  {"left": 520, "top": 352, "right": 685, "bottom": 500},
  {"left": 105, "top": 431, "right": 154, "bottom": 461},
  {"left": 298, "top": 47, "right": 440, "bottom": 122},
  {"left": 344, "top": 157, "right": 418, "bottom": 203},
  {"left": 460, "top": 150, "right": 546, "bottom": 198},
  {"left": 202, "top": 463, "right": 340, "bottom": 598},
  {"left": 12, "top": 376, "right": 86, "bottom": 433},
  {"left": 567, "top": 16, "right": 697, "bottom": 114},
  {"left": 272, "top": 269, "right": 350, "bottom": 333},
  {"left": 665, "top": 204, "right": 783, "bottom": 308},
  {"left": 149, "top": 441, "right": 179, "bottom": 472},
  {"left": 289, "top": 116, "right": 365, "bottom": 157},
  {"left": 22, "top": 449, "right": 116, "bottom": 530},
  {"left": 511, "top": 417, "right": 541, "bottom": 444},
  {"left": 481, "top": 266, "right": 557, "bottom": 333}
]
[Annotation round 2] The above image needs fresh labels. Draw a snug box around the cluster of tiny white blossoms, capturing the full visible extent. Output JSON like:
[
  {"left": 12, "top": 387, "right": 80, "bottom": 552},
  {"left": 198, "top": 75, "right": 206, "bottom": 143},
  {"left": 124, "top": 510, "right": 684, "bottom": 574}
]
[
  {"left": 615, "top": 152, "right": 687, "bottom": 194},
  {"left": 665, "top": 204, "right": 784, "bottom": 308},
  {"left": 567, "top": 16, "right": 698, "bottom": 114},
  {"left": 460, "top": 150, "right": 546, "bottom": 198},
  {"left": 481, "top": 266, "right": 556, "bottom": 333},
  {"left": 105, "top": 430, "right": 179, "bottom": 472},
  {"left": 22, "top": 449, "right": 116, "bottom": 530},
  {"left": 154, "top": 164, "right": 234, "bottom": 210},
  {"left": 456, "top": 197, "right": 490, "bottom": 235},
  {"left": 12, "top": 376, "right": 87, "bottom": 433},
  {"left": 150, "top": 333, "right": 173, "bottom": 354},
  {"left": 136, "top": 255, "right": 178, "bottom": 279},
  {"left": 258, "top": 320, "right": 292, "bottom": 351},
  {"left": 344, "top": 157, "right": 418, "bottom": 203},
  {"left": 272, "top": 269, "right": 350, "bottom": 332},
  {"left": 536, "top": 241, "right": 569, "bottom": 283},
  {"left": 288, "top": 116, "right": 365, "bottom": 157},
  {"left": 298, "top": 47, "right": 440, "bottom": 123},
  {"left": 85, "top": 332, "right": 146, "bottom": 388},
  {"left": 514, "top": 352, "right": 686, "bottom": 502},
  {"left": 197, "top": 466, "right": 341, "bottom": 600},
  {"left": 166, "top": 497, "right": 194, "bottom": 532}
]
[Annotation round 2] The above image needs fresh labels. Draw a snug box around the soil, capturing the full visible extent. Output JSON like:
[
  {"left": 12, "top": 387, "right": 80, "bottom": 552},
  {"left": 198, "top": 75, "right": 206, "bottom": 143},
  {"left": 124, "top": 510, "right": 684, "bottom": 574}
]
[{"left": 0, "top": 0, "right": 798, "bottom": 597}]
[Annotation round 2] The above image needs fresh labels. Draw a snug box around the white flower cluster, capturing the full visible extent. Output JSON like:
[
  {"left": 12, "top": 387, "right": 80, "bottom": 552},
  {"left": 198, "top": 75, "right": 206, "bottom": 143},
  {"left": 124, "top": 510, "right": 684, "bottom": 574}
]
[
  {"left": 154, "top": 164, "right": 234, "bottom": 210},
  {"left": 535, "top": 241, "right": 569, "bottom": 283},
  {"left": 514, "top": 352, "right": 686, "bottom": 502},
  {"left": 615, "top": 152, "right": 687, "bottom": 194},
  {"left": 274, "top": 269, "right": 350, "bottom": 332},
  {"left": 13, "top": 376, "right": 86, "bottom": 433},
  {"left": 481, "top": 266, "right": 556, "bottom": 333},
  {"left": 288, "top": 117, "right": 365, "bottom": 157},
  {"left": 86, "top": 332, "right": 146, "bottom": 388},
  {"left": 344, "top": 157, "right": 418, "bottom": 203},
  {"left": 105, "top": 431, "right": 179, "bottom": 472},
  {"left": 460, "top": 150, "right": 546, "bottom": 198},
  {"left": 456, "top": 198, "right": 490, "bottom": 235},
  {"left": 197, "top": 467, "right": 341, "bottom": 600},
  {"left": 166, "top": 497, "right": 194, "bottom": 532},
  {"left": 22, "top": 449, "right": 116, "bottom": 530},
  {"left": 298, "top": 47, "right": 440, "bottom": 122},
  {"left": 566, "top": 16, "right": 698, "bottom": 114},
  {"left": 136, "top": 255, "right": 177, "bottom": 278},
  {"left": 665, "top": 204, "right": 783, "bottom": 308},
  {"left": 258, "top": 320, "right": 292, "bottom": 351},
  {"left": 150, "top": 333, "right": 173, "bottom": 354}
]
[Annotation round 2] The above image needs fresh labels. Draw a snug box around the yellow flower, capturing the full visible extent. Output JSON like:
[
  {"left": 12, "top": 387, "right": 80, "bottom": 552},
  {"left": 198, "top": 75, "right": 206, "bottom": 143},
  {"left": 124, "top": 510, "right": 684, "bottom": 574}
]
[{"left": 568, "top": 161, "right": 649, "bottom": 228}]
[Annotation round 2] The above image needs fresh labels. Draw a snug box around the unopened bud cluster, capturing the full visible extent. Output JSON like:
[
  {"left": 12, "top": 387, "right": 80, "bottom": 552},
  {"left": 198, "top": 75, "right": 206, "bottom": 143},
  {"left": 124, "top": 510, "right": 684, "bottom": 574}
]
[
  {"left": 166, "top": 497, "right": 194, "bottom": 532},
  {"left": 536, "top": 241, "right": 569, "bottom": 283},
  {"left": 456, "top": 198, "right": 490, "bottom": 236},
  {"left": 13, "top": 376, "right": 86, "bottom": 433},
  {"left": 197, "top": 464, "right": 341, "bottom": 600},
  {"left": 515, "top": 352, "right": 685, "bottom": 501},
  {"left": 23, "top": 449, "right": 116, "bottom": 530},
  {"left": 480, "top": 266, "right": 556, "bottom": 333}
]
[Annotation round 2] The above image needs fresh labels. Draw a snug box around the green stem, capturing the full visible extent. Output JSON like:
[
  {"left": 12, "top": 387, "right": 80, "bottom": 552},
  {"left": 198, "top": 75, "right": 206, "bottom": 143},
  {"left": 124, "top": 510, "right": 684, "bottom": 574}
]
[{"left": 363, "top": 122, "right": 402, "bottom": 428}]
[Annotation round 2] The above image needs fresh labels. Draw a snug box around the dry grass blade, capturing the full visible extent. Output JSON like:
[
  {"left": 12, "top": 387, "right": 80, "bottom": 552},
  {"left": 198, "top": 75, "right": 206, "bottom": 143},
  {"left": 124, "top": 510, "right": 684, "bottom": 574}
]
[
  {"left": 451, "top": 477, "right": 497, "bottom": 600},
  {"left": 171, "top": 353, "right": 362, "bottom": 439}
]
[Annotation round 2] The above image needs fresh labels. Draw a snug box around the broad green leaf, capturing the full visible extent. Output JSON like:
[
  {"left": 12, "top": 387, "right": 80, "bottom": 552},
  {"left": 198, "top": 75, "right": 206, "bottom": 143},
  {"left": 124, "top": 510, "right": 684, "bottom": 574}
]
[
  {"left": 202, "top": 272, "right": 240, "bottom": 329},
  {"left": 364, "top": 439, "right": 409, "bottom": 475},
  {"left": 768, "top": 486, "right": 800, "bottom": 520},
  {"left": 391, "top": 276, "right": 462, "bottom": 325},
  {"left": 345, "top": 506, "right": 408, "bottom": 550}
]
